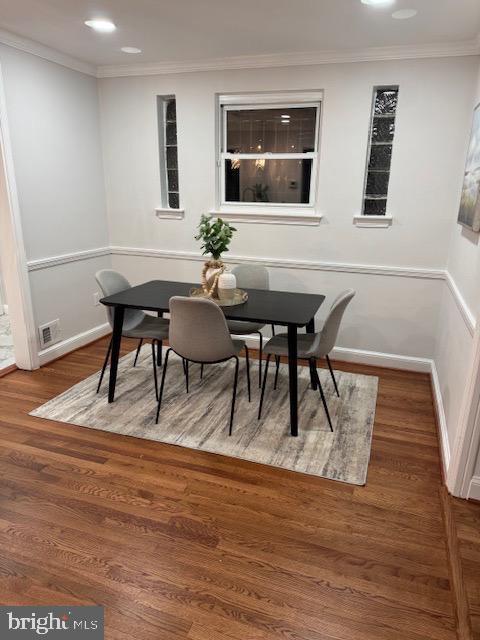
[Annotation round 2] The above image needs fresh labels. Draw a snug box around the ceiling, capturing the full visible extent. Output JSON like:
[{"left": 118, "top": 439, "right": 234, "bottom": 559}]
[{"left": 0, "top": 0, "right": 479, "bottom": 71}]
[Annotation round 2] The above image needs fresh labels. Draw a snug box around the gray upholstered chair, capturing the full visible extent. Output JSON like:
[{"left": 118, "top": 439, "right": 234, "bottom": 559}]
[
  {"left": 95, "top": 269, "right": 169, "bottom": 398},
  {"left": 226, "top": 264, "right": 275, "bottom": 387},
  {"left": 156, "top": 296, "right": 251, "bottom": 434},
  {"left": 258, "top": 289, "right": 356, "bottom": 431}
]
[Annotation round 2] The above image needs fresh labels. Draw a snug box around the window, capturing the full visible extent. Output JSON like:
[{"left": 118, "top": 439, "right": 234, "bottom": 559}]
[
  {"left": 218, "top": 93, "right": 322, "bottom": 211},
  {"left": 362, "top": 86, "right": 399, "bottom": 216},
  {"left": 158, "top": 95, "right": 180, "bottom": 209}
]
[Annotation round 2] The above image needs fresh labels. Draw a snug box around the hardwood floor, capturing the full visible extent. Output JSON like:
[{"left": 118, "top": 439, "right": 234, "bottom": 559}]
[
  {"left": 0, "top": 335, "right": 476, "bottom": 639},
  {"left": 452, "top": 497, "right": 480, "bottom": 639}
]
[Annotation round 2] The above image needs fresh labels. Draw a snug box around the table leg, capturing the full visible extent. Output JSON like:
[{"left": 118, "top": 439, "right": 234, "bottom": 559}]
[
  {"left": 306, "top": 318, "right": 317, "bottom": 390},
  {"left": 287, "top": 324, "right": 298, "bottom": 437},
  {"left": 108, "top": 306, "right": 124, "bottom": 403},
  {"left": 157, "top": 311, "right": 164, "bottom": 367}
]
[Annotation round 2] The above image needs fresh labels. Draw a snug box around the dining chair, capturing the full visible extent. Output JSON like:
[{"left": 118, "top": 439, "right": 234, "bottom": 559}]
[
  {"left": 226, "top": 264, "right": 276, "bottom": 387},
  {"left": 258, "top": 289, "right": 356, "bottom": 431},
  {"left": 95, "top": 269, "right": 169, "bottom": 398},
  {"left": 156, "top": 296, "right": 251, "bottom": 435}
]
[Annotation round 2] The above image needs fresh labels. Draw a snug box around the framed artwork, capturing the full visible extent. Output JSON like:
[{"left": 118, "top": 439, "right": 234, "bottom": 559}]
[{"left": 458, "top": 102, "right": 480, "bottom": 232}]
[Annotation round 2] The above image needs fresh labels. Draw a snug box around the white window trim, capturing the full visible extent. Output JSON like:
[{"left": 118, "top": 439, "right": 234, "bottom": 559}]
[
  {"left": 157, "top": 95, "right": 181, "bottom": 213},
  {"left": 216, "top": 91, "right": 323, "bottom": 222},
  {"left": 358, "top": 85, "right": 399, "bottom": 223},
  {"left": 353, "top": 213, "right": 393, "bottom": 228}
]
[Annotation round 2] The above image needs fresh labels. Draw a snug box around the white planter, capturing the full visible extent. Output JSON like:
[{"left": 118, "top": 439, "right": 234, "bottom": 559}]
[{"left": 218, "top": 271, "right": 237, "bottom": 301}]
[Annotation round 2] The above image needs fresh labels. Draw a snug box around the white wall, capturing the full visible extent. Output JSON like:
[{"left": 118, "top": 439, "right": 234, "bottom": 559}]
[
  {"left": 0, "top": 44, "right": 111, "bottom": 354},
  {"left": 99, "top": 56, "right": 478, "bottom": 362},
  {"left": 434, "top": 59, "right": 480, "bottom": 473}
]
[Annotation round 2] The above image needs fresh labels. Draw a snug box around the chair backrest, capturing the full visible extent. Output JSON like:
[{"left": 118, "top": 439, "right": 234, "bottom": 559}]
[
  {"left": 311, "top": 289, "right": 355, "bottom": 358},
  {"left": 169, "top": 296, "right": 237, "bottom": 362},
  {"left": 95, "top": 270, "right": 145, "bottom": 331},
  {"left": 232, "top": 264, "right": 269, "bottom": 290}
]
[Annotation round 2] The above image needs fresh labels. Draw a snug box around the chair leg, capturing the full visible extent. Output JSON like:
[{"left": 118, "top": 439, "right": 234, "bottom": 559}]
[
  {"left": 314, "top": 368, "right": 334, "bottom": 432},
  {"left": 309, "top": 357, "right": 318, "bottom": 390},
  {"left": 157, "top": 340, "right": 163, "bottom": 367},
  {"left": 244, "top": 346, "right": 251, "bottom": 402},
  {"left": 274, "top": 356, "right": 280, "bottom": 390},
  {"left": 97, "top": 337, "right": 112, "bottom": 393},
  {"left": 151, "top": 341, "right": 159, "bottom": 401},
  {"left": 133, "top": 338, "right": 143, "bottom": 367},
  {"left": 271, "top": 323, "right": 276, "bottom": 336},
  {"left": 326, "top": 354, "right": 339, "bottom": 397},
  {"left": 258, "top": 354, "right": 271, "bottom": 420},
  {"left": 257, "top": 331, "right": 263, "bottom": 388},
  {"left": 185, "top": 359, "right": 189, "bottom": 393},
  {"left": 156, "top": 348, "right": 171, "bottom": 423},
  {"left": 229, "top": 357, "right": 240, "bottom": 436},
  {"left": 200, "top": 363, "right": 204, "bottom": 380}
]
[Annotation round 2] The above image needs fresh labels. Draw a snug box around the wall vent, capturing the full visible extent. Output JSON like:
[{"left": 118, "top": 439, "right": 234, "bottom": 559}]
[{"left": 38, "top": 319, "right": 61, "bottom": 349}]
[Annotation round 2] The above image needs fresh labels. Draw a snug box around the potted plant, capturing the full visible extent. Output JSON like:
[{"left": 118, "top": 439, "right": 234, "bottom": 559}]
[{"left": 195, "top": 214, "right": 237, "bottom": 298}]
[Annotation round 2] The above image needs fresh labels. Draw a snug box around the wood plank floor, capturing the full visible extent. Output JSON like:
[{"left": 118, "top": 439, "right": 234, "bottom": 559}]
[
  {"left": 0, "top": 335, "right": 476, "bottom": 640},
  {"left": 452, "top": 497, "right": 480, "bottom": 639}
]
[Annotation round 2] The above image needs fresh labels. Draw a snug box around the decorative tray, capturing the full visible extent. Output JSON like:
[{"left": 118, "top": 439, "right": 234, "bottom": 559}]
[{"left": 189, "top": 287, "right": 248, "bottom": 307}]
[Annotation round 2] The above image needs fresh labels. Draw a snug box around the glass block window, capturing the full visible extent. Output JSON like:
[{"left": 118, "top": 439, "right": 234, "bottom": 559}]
[
  {"left": 157, "top": 95, "right": 180, "bottom": 209},
  {"left": 362, "top": 86, "right": 399, "bottom": 216},
  {"left": 218, "top": 93, "right": 321, "bottom": 209}
]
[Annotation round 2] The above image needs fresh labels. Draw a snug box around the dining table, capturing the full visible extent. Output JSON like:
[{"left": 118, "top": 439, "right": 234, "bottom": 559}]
[{"left": 100, "top": 280, "right": 325, "bottom": 436}]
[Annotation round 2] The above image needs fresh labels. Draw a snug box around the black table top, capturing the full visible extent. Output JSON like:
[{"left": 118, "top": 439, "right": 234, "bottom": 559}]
[{"left": 101, "top": 280, "right": 325, "bottom": 327}]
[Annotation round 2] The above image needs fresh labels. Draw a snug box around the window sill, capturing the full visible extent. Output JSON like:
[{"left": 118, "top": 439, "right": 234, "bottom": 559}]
[
  {"left": 209, "top": 209, "right": 322, "bottom": 226},
  {"left": 155, "top": 207, "right": 185, "bottom": 220},
  {"left": 353, "top": 214, "right": 393, "bottom": 228}
]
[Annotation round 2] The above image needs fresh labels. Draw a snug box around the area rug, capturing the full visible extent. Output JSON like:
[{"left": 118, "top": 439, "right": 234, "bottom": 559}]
[{"left": 30, "top": 349, "right": 378, "bottom": 485}]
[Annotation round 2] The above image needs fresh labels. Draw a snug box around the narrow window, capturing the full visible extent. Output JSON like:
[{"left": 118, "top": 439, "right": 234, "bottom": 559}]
[
  {"left": 362, "top": 86, "right": 399, "bottom": 216},
  {"left": 158, "top": 95, "right": 179, "bottom": 209},
  {"left": 218, "top": 92, "right": 321, "bottom": 213}
]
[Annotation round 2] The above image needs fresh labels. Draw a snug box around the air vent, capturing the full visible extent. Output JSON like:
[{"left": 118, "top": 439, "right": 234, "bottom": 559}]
[{"left": 38, "top": 319, "right": 61, "bottom": 349}]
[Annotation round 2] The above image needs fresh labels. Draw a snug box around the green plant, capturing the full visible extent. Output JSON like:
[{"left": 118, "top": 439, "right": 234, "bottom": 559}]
[{"left": 195, "top": 214, "right": 237, "bottom": 261}]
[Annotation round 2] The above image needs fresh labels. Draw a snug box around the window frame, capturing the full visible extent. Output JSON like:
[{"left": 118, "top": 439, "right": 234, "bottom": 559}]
[
  {"left": 157, "top": 94, "right": 181, "bottom": 211},
  {"left": 360, "top": 84, "right": 399, "bottom": 218},
  {"left": 216, "top": 92, "right": 323, "bottom": 215}
]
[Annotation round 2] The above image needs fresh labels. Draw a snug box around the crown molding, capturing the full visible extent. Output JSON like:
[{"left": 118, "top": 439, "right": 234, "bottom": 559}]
[
  {"left": 97, "top": 39, "right": 480, "bottom": 78},
  {"left": 0, "top": 28, "right": 96, "bottom": 77},
  {"left": 0, "top": 25, "right": 478, "bottom": 79}
]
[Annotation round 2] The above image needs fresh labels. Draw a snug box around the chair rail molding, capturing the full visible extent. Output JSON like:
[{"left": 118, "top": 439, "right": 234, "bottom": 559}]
[
  {"left": 445, "top": 271, "right": 476, "bottom": 336},
  {"left": 25, "top": 245, "right": 475, "bottom": 339},
  {"left": 27, "top": 247, "right": 111, "bottom": 271},
  {"left": 110, "top": 245, "right": 446, "bottom": 280}
]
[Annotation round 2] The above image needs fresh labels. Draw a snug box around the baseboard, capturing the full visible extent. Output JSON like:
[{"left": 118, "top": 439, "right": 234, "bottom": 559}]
[
  {"left": 38, "top": 323, "right": 110, "bottom": 366},
  {"left": 468, "top": 476, "right": 480, "bottom": 501},
  {"left": 332, "top": 346, "right": 432, "bottom": 372},
  {"left": 430, "top": 360, "right": 451, "bottom": 474},
  {"left": 243, "top": 333, "right": 432, "bottom": 372}
]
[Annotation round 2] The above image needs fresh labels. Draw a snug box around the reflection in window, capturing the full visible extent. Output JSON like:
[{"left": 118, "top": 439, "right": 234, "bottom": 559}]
[
  {"left": 362, "top": 86, "right": 399, "bottom": 216},
  {"left": 157, "top": 95, "right": 180, "bottom": 209},
  {"left": 220, "top": 98, "right": 321, "bottom": 207}
]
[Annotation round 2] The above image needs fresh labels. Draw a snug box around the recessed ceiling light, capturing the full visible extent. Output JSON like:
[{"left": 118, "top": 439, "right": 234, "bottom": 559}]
[
  {"left": 84, "top": 19, "right": 116, "bottom": 33},
  {"left": 121, "top": 46, "right": 142, "bottom": 54},
  {"left": 361, "top": 0, "right": 395, "bottom": 5},
  {"left": 392, "top": 8, "right": 418, "bottom": 19}
]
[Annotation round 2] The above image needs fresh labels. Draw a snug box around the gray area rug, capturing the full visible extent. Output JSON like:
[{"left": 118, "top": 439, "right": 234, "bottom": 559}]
[{"left": 31, "top": 349, "right": 378, "bottom": 485}]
